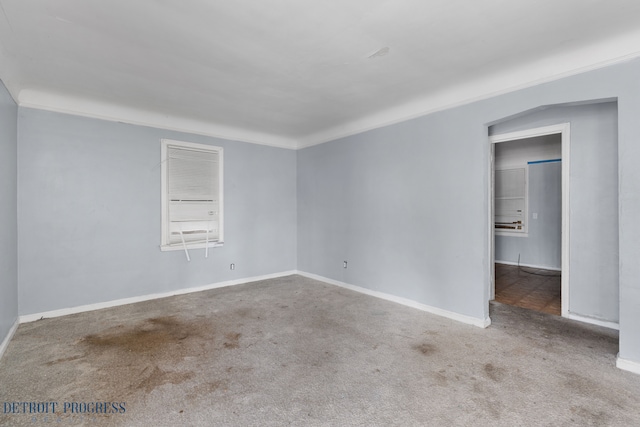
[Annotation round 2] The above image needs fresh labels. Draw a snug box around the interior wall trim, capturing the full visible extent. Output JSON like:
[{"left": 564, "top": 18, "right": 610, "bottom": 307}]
[
  {"left": 13, "top": 38, "right": 640, "bottom": 152},
  {"left": 0, "top": 319, "right": 19, "bottom": 361},
  {"left": 18, "top": 90, "right": 299, "bottom": 150},
  {"left": 18, "top": 271, "right": 298, "bottom": 324},
  {"left": 297, "top": 271, "right": 491, "bottom": 329},
  {"left": 495, "top": 260, "right": 562, "bottom": 272},
  {"left": 617, "top": 355, "right": 640, "bottom": 375},
  {"left": 298, "top": 42, "right": 640, "bottom": 148},
  {"left": 566, "top": 312, "right": 619, "bottom": 331}
]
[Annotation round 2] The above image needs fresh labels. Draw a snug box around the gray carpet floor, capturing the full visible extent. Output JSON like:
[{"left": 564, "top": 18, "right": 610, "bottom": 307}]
[{"left": 1, "top": 275, "right": 639, "bottom": 426}]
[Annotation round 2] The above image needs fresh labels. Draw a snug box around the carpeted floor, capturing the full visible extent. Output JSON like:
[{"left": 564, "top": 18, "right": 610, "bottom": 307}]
[{"left": 1, "top": 275, "right": 639, "bottom": 426}]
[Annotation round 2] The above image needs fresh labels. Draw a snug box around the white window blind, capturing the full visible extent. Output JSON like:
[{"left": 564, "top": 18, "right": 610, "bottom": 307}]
[
  {"left": 495, "top": 167, "right": 526, "bottom": 232},
  {"left": 161, "top": 140, "right": 223, "bottom": 257}
]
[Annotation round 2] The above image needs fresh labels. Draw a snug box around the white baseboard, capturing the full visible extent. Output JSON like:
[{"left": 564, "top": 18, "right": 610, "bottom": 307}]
[
  {"left": 297, "top": 271, "right": 491, "bottom": 329},
  {"left": 19, "top": 271, "right": 297, "bottom": 323},
  {"left": 566, "top": 312, "right": 619, "bottom": 330},
  {"left": 495, "top": 260, "right": 561, "bottom": 272},
  {"left": 617, "top": 355, "right": 640, "bottom": 375},
  {"left": 0, "top": 319, "right": 19, "bottom": 361}
]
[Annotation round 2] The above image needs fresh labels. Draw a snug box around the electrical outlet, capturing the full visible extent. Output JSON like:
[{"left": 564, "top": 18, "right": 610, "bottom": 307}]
[
  {"left": 230, "top": 263, "right": 235, "bottom": 270},
  {"left": 343, "top": 261, "right": 348, "bottom": 269}
]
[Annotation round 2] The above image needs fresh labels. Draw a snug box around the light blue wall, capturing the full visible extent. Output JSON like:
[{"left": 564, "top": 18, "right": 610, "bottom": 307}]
[
  {"left": 298, "top": 59, "right": 640, "bottom": 365},
  {"left": 491, "top": 102, "right": 618, "bottom": 322},
  {"left": 0, "top": 79, "right": 18, "bottom": 345},
  {"left": 495, "top": 161, "right": 562, "bottom": 270},
  {"left": 298, "top": 109, "right": 490, "bottom": 320},
  {"left": 17, "top": 108, "right": 297, "bottom": 315}
]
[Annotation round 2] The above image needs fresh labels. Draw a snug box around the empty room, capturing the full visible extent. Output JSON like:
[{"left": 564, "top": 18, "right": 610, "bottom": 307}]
[{"left": 1, "top": 1, "right": 640, "bottom": 426}]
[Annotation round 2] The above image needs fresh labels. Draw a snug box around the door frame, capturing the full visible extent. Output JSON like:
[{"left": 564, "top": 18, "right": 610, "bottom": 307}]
[{"left": 489, "top": 123, "right": 570, "bottom": 317}]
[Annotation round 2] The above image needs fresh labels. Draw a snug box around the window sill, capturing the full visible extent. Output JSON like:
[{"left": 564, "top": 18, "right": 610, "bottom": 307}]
[
  {"left": 160, "top": 241, "right": 224, "bottom": 252},
  {"left": 495, "top": 231, "right": 528, "bottom": 238}
]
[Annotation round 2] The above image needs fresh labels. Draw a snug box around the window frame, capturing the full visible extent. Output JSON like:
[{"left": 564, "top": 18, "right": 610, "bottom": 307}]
[
  {"left": 160, "top": 139, "right": 224, "bottom": 251},
  {"left": 494, "top": 165, "right": 529, "bottom": 238}
]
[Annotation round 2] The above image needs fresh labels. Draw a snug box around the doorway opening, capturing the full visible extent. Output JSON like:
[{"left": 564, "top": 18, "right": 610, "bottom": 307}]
[
  {"left": 494, "top": 263, "right": 561, "bottom": 315},
  {"left": 489, "top": 124, "right": 570, "bottom": 317}
]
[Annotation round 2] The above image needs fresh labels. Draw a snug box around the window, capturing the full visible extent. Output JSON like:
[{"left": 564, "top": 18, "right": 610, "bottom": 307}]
[
  {"left": 495, "top": 167, "right": 527, "bottom": 236},
  {"left": 161, "top": 139, "right": 223, "bottom": 257}
]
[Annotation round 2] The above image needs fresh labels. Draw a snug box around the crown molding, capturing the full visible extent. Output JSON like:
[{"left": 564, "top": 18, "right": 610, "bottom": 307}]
[
  {"left": 297, "top": 30, "right": 640, "bottom": 149},
  {"left": 17, "top": 88, "right": 299, "bottom": 150},
  {"left": 11, "top": 28, "right": 640, "bottom": 151}
]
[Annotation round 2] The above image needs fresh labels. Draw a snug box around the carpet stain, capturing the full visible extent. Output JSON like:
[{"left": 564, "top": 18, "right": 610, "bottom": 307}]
[
  {"left": 483, "top": 363, "right": 505, "bottom": 382},
  {"left": 73, "top": 315, "right": 216, "bottom": 397},
  {"left": 413, "top": 343, "right": 437, "bottom": 355},
  {"left": 472, "top": 396, "right": 503, "bottom": 419},
  {"left": 134, "top": 366, "right": 194, "bottom": 393},
  {"left": 187, "top": 380, "right": 227, "bottom": 399},
  {"left": 235, "top": 308, "right": 252, "bottom": 318},
  {"left": 571, "top": 406, "right": 610, "bottom": 426},
  {"left": 563, "top": 372, "right": 607, "bottom": 400},
  {"left": 82, "top": 316, "right": 193, "bottom": 353},
  {"left": 509, "top": 346, "right": 528, "bottom": 356},
  {"left": 223, "top": 332, "right": 241, "bottom": 349},
  {"left": 432, "top": 370, "right": 448, "bottom": 386},
  {"left": 45, "top": 354, "right": 84, "bottom": 366}
]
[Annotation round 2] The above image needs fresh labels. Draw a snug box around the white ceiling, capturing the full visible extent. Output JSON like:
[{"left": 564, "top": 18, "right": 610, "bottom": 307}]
[{"left": 1, "top": 0, "right": 640, "bottom": 149}]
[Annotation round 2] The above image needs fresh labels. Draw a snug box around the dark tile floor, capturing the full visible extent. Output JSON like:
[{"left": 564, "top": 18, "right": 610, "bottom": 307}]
[{"left": 495, "top": 263, "right": 561, "bottom": 316}]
